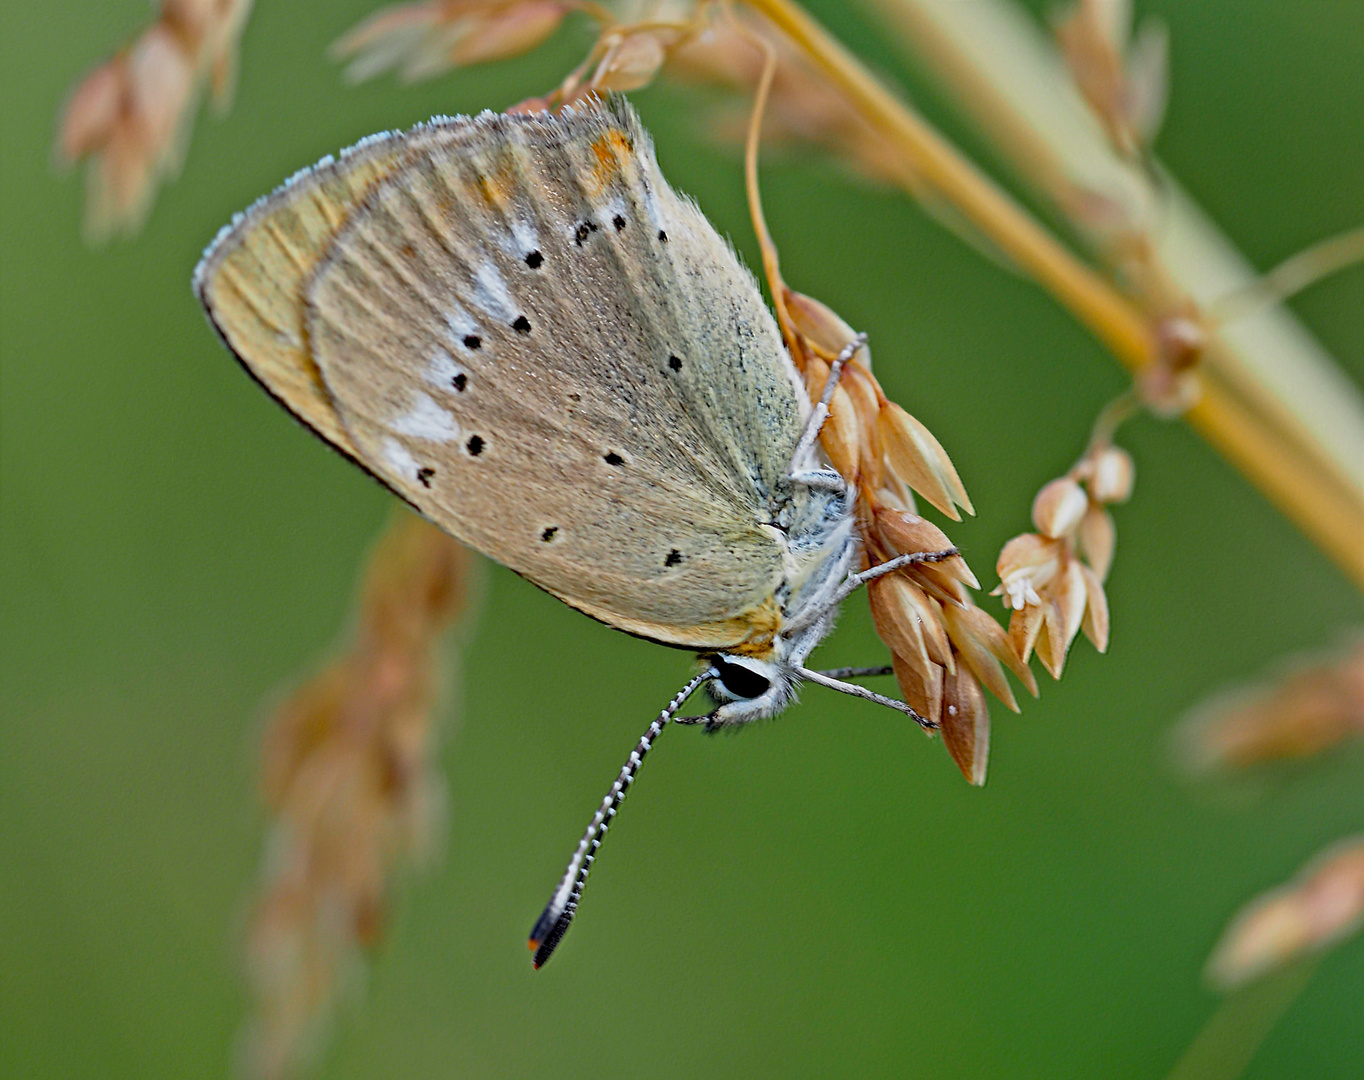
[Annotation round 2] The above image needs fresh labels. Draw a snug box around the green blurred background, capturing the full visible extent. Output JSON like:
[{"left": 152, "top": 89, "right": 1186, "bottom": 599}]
[{"left": 3, "top": 1, "right": 1362, "bottom": 1077}]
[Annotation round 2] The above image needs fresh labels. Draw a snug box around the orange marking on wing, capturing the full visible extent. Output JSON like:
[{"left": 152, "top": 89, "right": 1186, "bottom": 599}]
[
  {"left": 587, "top": 131, "right": 637, "bottom": 195},
  {"left": 722, "top": 598, "right": 783, "bottom": 661},
  {"left": 475, "top": 166, "right": 516, "bottom": 208}
]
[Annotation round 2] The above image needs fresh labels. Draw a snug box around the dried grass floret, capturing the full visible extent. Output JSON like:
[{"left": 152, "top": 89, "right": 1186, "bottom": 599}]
[
  {"left": 1206, "top": 838, "right": 1364, "bottom": 991},
  {"left": 55, "top": 0, "right": 253, "bottom": 241},
  {"left": 241, "top": 514, "right": 473, "bottom": 1080}
]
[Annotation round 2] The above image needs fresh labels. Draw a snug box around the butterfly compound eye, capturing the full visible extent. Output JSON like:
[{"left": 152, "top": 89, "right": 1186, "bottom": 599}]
[{"left": 714, "top": 658, "right": 772, "bottom": 701}]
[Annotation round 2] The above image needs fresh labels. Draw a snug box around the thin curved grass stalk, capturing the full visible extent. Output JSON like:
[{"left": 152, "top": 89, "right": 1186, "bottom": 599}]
[
  {"left": 722, "top": 3, "right": 1026, "bottom": 782},
  {"left": 742, "top": 0, "right": 1154, "bottom": 370}
]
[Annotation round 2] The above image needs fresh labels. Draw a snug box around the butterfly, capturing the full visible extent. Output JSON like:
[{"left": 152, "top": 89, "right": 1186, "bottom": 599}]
[{"left": 194, "top": 97, "right": 952, "bottom": 966}]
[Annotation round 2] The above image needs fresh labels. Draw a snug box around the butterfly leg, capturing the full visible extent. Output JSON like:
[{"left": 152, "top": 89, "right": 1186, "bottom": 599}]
[
  {"left": 797, "top": 666, "right": 936, "bottom": 730},
  {"left": 785, "top": 548, "right": 959, "bottom": 637},
  {"left": 813, "top": 665, "right": 894, "bottom": 680},
  {"left": 836, "top": 548, "right": 961, "bottom": 607},
  {"left": 786, "top": 332, "right": 867, "bottom": 486},
  {"left": 789, "top": 469, "right": 848, "bottom": 493}
]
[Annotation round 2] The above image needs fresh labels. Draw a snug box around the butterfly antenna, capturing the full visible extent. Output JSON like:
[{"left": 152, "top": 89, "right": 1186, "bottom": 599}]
[{"left": 528, "top": 667, "right": 716, "bottom": 968}]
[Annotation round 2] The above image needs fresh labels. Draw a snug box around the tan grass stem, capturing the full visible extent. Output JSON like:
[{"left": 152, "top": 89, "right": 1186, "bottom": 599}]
[
  {"left": 745, "top": 0, "right": 1364, "bottom": 588},
  {"left": 744, "top": 0, "right": 1154, "bottom": 367},
  {"left": 857, "top": 0, "right": 1364, "bottom": 588}
]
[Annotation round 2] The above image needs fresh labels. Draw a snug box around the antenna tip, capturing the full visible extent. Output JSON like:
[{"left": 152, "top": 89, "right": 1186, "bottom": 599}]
[
  {"left": 528, "top": 906, "right": 571, "bottom": 968},
  {"left": 528, "top": 933, "right": 550, "bottom": 969}
]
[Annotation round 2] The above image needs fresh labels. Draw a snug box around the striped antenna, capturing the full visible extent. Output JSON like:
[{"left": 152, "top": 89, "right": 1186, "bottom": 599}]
[{"left": 528, "top": 667, "right": 716, "bottom": 969}]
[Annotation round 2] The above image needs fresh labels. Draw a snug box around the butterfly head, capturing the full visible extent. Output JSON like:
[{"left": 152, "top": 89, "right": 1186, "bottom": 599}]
[
  {"left": 706, "top": 652, "right": 792, "bottom": 725},
  {"left": 703, "top": 599, "right": 840, "bottom": 727}
]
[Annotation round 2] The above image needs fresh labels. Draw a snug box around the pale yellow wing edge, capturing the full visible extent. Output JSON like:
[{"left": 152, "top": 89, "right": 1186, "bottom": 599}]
[
  {"left": 555, "top": 591, "right": 781, "bottom": 655},
  {"left": 193, "top": 130, "right": 420, "bottom": 459}
]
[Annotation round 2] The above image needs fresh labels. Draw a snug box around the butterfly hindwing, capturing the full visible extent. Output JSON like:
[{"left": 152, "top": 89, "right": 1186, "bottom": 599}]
[{"left": 202, "top": 100, "right": 811, "bottom": 649}]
